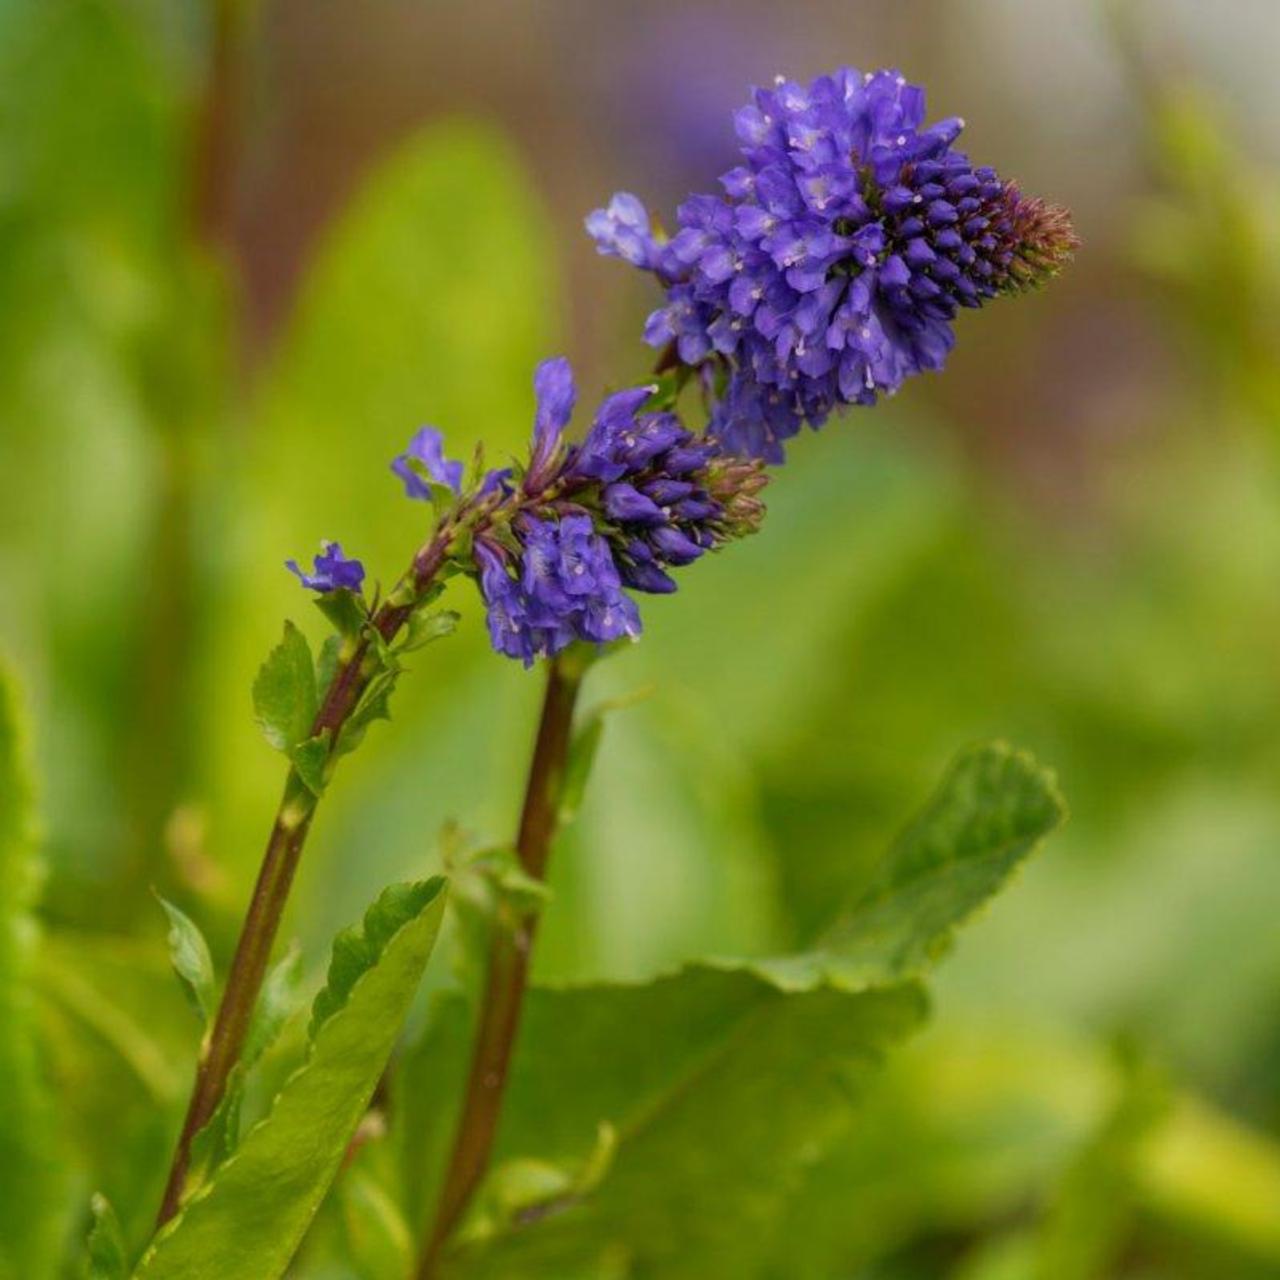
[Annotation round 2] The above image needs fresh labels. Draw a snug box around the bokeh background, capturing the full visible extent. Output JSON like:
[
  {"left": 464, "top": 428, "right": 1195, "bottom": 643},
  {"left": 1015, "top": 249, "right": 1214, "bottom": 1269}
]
[{"left": 3, "top": 0, "right": 1280, "bottom": 1275}]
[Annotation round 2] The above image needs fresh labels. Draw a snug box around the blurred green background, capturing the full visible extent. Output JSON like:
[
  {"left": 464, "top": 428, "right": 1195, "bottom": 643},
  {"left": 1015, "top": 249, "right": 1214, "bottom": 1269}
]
[{"left": 3, "top": 0, "right": 1280, "bottom": 1275}]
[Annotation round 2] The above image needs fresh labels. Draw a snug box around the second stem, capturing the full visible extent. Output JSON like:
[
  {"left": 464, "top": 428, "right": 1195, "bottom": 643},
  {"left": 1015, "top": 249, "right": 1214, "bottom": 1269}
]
[{"left": 417, "top": 650, "right": 587, "bottom": 1276}]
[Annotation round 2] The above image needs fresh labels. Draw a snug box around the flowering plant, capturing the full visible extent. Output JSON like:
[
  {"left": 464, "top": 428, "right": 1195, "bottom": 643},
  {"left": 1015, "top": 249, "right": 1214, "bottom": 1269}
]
[{"left": 3, "top": 62, "right": 1078, "bottom": 1280}]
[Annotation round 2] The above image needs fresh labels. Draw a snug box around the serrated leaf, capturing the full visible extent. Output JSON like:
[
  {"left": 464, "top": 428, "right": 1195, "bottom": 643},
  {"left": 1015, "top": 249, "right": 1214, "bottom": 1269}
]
[
  {"left": 134, "top": 877, "right": 448, "bottom": 1280},
  {"left": 407, "top": 743, "right": 1064, "bottom": 1276},
  {"left": 290, "top": 734, "right": 331, "bottom": 797},
  {"left": 252, "top": 621, "right": 318, "bottom": 754},
  {"left": 86, "top": 1193, "right": 128, "bottom": 1280},
  {"left": 0, "top": 664, "right": 67, "bottom": 1280},
  {"left": 748, "top": 742, "right": 1066, "bottom": 993},
  {"left": 154, "top": 893, "right": 215, "bottom": 1025}
]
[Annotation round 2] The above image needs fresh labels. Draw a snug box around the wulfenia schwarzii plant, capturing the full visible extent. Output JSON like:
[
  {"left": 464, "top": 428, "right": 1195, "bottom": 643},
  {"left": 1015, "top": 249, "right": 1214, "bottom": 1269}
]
[{"left": 130, "top": 67, "right": 1075, "bottom": 1280}]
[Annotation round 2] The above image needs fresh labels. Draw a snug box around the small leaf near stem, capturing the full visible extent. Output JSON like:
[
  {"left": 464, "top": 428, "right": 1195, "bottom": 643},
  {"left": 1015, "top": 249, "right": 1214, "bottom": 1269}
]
[{"left": 156, "top": 527, "right": 458, "bottom": 1228}]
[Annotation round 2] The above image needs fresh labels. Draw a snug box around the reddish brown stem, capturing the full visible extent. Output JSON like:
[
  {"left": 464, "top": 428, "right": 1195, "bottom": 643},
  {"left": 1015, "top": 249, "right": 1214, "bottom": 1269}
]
[
  {"left": 415, "top": 652, "right": 587, "bottom": 1277},
  {"left": 155, "top": 537, "right": 451, "bottom": 1226}
]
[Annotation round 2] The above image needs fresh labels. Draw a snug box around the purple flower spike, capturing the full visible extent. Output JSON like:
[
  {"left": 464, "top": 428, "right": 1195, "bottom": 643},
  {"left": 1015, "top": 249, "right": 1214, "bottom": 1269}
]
[
  {"left": 392, "top": 426, "right": 464, "bottom": 499},
  {"left": 587, "top": 67, "right": 1076, "bottom": 461},
  {"left": 286, "top": 541, "right": 366, "bottom": 593},
  {"left": 527, "top": 357, "right": 577, "bottom": 491}
]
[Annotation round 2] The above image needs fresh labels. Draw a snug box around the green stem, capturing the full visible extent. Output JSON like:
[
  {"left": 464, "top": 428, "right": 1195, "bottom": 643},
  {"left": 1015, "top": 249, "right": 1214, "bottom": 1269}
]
[
  {"left": 155, "top": 535, "right": 452, "bottom": 1226},
  {"left": 415, "top": 650, "right": 588, "bottom": 1278}
]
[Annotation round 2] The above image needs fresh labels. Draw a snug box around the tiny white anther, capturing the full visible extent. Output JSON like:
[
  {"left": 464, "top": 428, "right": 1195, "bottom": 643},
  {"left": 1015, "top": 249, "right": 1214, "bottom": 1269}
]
[
  {"left": 896, "top": 135, "right": 906, "bottom": 146},
  {"left": 774, "top": 74, "right": 785, "bottom": 86}
]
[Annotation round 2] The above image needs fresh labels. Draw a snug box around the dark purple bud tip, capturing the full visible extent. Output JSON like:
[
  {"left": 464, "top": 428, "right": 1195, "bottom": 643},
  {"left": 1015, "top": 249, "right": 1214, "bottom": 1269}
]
[{"left": 603, "top": 482, "right": 666, "bottom": 525}]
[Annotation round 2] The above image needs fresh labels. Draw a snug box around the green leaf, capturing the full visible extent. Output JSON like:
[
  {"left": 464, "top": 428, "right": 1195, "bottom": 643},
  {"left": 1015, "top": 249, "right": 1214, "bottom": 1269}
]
[
  {"left": 243, "top": 942, "right": 304, "bottom": 1070},
  {"left": 314, "top": 588, "right": 368, "bottom": 640},
  {"left": 556, "top": 687, "right": 651, "bottom": 833},
  {"left": 85, "top": 1194, "right": 128, "bottom": 1280},
  {"left": 186, "top": 948, "right": 302, "bottom": 1190},
  {"left": 749, "top": 742, "right": 1067, "bottom": 993},
  {"left": 154, "top": 893, "right": 215, "bottom": 1025},
  {"left": 134, "top": 877, "right": 448, "bottom": 1280},
  {"left": 0, "top": 662, "right": 68, "bottom": 1280},
  {"left": 408, "top": 744, "right": 1064, "bottom": 1276},
  {"left": 185, "top": 1066, "right": 244, "bottom": 1190},
  {"left": 400, "top": 607, "right": 460, "bottom": 654},
  {"left": 289, "top": 734, "right": 331, "bottom": 797},
  {"left": 252, "top": 621, "right": 318, "bottom": 754},
  {"left": 340, "top": 1170, "right": 414, "bottom": 1280}
]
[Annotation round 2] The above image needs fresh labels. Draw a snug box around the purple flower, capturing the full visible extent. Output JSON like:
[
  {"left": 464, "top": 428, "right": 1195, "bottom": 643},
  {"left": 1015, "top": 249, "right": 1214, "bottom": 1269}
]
[
  {"left": 526, "top": 356, "right": 578, "bottom": 492},
  {"left": 585, "top": 193, "right": 673, "bottom": 275},
  {"left": 475, "top": 517, "right": 640, "bottom": 667},
  {"left": 286, "top": 541, "right": 366, "bottom": 593},
  {"left": 587, "top": 68, "right": 1076, "bottom": 461},
  {"left": 392, "top": 427, "right": 464, "bottom": 499}
]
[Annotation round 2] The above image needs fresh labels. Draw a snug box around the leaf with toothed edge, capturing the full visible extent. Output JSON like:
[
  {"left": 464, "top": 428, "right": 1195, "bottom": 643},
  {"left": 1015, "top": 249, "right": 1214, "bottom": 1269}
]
[
  {"left": 252, "top": 621, "right": 318, "bottom": 754},
  {"left": 399, "top": 744, "right": 1063, "bottom": 1275},
  {"left": 133, "top": 877, "right": 448, "bottom": 1280}
]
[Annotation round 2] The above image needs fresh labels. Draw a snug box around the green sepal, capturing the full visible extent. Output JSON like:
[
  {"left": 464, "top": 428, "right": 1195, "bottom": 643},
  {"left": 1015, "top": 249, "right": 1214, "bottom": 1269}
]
[
  {"left": 153, "top": 892, "right": 215, "bottom": 1025},
  {"left": 252, "top": 621, "right": 318, "bottom": 754},
  {"left": 85, "top": 1193, "right": 127, "bottom": 1280}
]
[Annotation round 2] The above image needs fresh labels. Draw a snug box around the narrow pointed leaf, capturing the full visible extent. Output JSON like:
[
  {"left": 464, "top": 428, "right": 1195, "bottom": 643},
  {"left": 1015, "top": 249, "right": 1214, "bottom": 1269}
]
[
  {"left": 85, "top": 1194, "right": 128, "bottom": 1280},
  {"left": 134, "top": 877, "right": 448, "bottom": 1280},
  {"left": 154, "top": 894, "right": 215, "bottom": 1024}
]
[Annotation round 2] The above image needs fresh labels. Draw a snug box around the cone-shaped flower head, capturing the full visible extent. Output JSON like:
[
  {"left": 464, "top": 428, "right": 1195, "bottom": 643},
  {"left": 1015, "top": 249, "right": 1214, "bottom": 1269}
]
[{"left": 587, "top": 68, "right": 1077, "bottom": 461}]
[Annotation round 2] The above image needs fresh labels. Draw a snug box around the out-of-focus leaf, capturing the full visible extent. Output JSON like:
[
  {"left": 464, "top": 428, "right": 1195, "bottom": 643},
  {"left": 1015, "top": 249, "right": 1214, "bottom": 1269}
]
[
  {"left": 85, "top": 1193, "right": 128, "bottom": 1280},
  {"left": 252, "top": 621, "right": 317, "bottom": 755},
  {"left": 0, "top": 663, "right": 67, "bottom": 1280},
  {"left": 340, "top": 1168, "right": 414, "bottom": 1280},
  {"left": 1035, "top": 1043, "right": 1171, "bottom": 1280},
  {"left": 406, "top": 744, "right": 1062, "bottom": 1275},
  {"left": 153, "top": 893, "right": 215, "bottom": 1025},
  {"left": 751, "top": 744, "right": 1065, "bottom": 992},
  {"left": 134, "top": 877, "right": 447, "bottom": 1280}
]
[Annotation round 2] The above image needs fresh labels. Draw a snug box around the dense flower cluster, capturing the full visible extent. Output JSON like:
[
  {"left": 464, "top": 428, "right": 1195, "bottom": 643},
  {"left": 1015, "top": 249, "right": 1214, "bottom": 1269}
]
[
  {"left": 290, "top": 360, "right": 766, "bottom": 666},
  {"left": 587, "top": 68, "right": 1077, "bottom": 462},
  {"left": 471, "top": 357, "right": 765, "bottom": 664}
]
